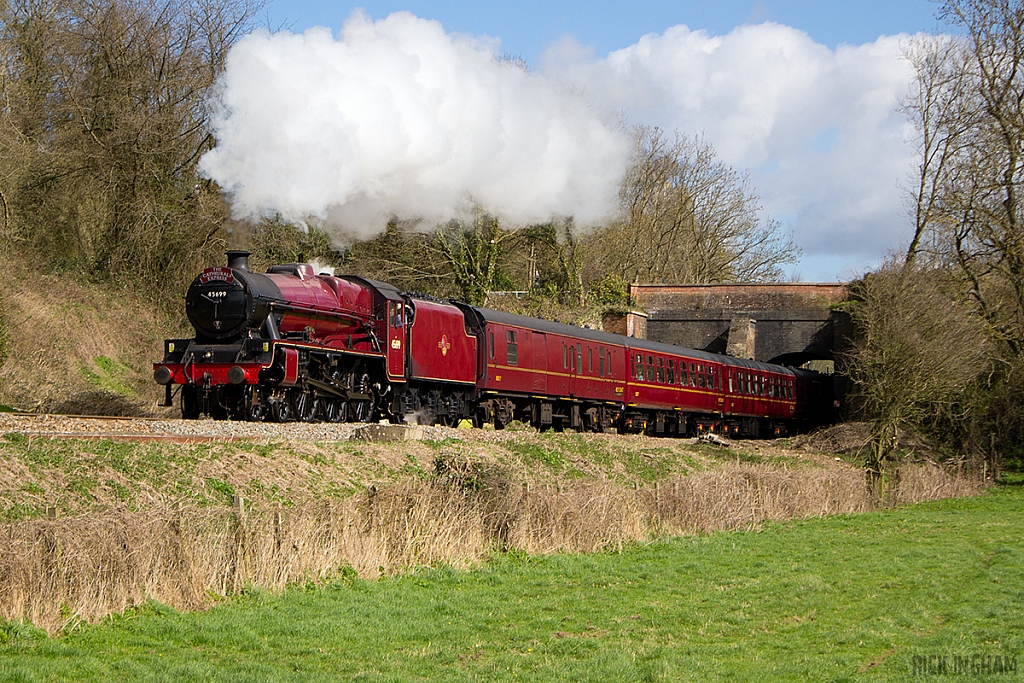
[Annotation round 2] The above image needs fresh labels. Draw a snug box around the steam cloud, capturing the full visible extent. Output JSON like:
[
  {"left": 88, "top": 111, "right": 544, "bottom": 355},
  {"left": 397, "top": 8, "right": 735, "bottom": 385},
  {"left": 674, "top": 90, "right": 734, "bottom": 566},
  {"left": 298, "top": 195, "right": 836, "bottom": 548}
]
[{"left": 200, "top": 11, "right": 631, "bottom": 241}]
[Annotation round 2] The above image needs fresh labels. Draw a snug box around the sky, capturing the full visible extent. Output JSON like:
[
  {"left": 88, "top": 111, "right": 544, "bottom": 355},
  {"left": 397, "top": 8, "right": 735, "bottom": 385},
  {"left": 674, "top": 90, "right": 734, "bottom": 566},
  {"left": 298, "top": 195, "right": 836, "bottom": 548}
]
[{"left": 203, "top": 1, "right": 951, "bottom": 282}]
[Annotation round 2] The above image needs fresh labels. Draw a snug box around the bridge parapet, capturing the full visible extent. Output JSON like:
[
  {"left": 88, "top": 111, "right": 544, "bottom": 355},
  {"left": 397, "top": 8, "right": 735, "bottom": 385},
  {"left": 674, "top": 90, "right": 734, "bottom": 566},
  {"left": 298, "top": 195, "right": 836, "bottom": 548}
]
[{"left": 628, "top": 283, "right": 853, "bottom": 365}]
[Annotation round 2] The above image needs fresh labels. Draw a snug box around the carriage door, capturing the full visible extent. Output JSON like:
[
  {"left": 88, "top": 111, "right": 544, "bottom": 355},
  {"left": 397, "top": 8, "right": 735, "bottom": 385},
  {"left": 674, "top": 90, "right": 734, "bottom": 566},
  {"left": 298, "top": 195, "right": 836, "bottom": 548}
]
[
  {"left": 573, "top": 343, "right": 584, "bottom": 398},
  {"left": 726, "top": 369, "right": 736, "bottom": 415},
  {"left": 387, "top": 300, "right": 406, "bottom": 380},
  {"left": 532, "top": 332, "right": 547, "bottom": 392}
]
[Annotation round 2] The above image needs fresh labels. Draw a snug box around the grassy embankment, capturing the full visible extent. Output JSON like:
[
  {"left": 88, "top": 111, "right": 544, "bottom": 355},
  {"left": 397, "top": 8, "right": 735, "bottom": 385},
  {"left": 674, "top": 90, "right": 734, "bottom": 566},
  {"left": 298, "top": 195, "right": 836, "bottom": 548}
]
[
  {"left": 0, "top": 484, "right": 1020, "bottom": 682},
  {"left": 0, "top": 428, "right": 982, "bottom": 635}
]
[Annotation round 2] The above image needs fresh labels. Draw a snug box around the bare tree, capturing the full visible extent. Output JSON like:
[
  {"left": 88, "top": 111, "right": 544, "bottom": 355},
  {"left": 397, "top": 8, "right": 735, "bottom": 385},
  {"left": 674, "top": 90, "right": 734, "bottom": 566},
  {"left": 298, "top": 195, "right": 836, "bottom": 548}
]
[
  {"left": 599, "top": 127, "right": 798, "bottom": 285},
  {"left": 846, "top": 263, "right": 989, "bottom": 503},
  {"left": 903, "top": 1, "right": 1024, "bottom": 354},
  {"left": 901, "top": 35, "right": 975, "bottom": 267}
]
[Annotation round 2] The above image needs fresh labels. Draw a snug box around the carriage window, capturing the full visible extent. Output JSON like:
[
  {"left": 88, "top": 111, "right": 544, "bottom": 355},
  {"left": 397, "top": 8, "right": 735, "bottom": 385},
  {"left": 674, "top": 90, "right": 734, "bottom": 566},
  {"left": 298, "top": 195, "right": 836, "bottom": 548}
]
[
  {"left": 646, "top": 356, "right": 655, "bottom": 382},
  {"left": 589, "top": 348, "right": 593, "bottom": 373},
  {"left": 634, "top": 354, "right": 643, "bottom": 380},
  {"left": 488, "top": 332, "right": 495, "bottom": 359},
  {"left": 599, "top": 348, "right": 605, "bottom": 376},
  {"left": 506, "top": 330, "right": 518, "bottom": 366},
  {"left": 577, "top": 344, "right": 583, "bottom": 374},
  {"left": 657, "top": 358, "right": 664, "bottom": 383},
  {"left": 667, "top": 360, "right": 674, "bottom": 384},
  {"left": 564, "top": 345, "right": 570, "bottom": 369}
]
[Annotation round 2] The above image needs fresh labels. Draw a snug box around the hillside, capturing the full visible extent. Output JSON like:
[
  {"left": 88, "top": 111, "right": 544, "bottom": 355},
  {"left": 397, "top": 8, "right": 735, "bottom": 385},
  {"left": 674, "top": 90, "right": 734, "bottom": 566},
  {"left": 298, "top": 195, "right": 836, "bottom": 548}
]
[{"left": 0, "top": 258, "right": 180, "bottom": 416}]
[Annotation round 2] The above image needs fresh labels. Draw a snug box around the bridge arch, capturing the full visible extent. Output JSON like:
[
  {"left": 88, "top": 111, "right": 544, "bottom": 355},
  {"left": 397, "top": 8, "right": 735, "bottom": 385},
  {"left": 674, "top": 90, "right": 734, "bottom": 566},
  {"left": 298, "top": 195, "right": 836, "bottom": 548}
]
[{"left": 625, "top": 282, "right": 853, "bottom": 365}]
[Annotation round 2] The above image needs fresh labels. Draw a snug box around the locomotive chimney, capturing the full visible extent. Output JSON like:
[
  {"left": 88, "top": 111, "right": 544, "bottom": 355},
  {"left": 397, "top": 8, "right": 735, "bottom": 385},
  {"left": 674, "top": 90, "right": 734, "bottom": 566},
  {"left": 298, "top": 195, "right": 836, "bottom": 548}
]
[{"left": 226, "top": 250, "right": 250, "bottom": 272}]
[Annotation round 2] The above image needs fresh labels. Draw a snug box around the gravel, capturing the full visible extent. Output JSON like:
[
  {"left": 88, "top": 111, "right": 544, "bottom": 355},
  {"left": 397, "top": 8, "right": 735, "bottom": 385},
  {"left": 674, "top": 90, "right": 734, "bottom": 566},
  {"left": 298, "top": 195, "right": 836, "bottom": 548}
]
[{"left": 0, "top": 413, "right": 467, "bottom": 442}]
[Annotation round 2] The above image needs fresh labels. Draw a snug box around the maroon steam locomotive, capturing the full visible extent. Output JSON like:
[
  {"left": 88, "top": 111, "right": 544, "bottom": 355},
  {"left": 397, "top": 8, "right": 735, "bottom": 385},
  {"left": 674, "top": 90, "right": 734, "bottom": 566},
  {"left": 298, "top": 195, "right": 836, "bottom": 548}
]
[{"left": 153, "top": 251, "right": 834, "bottom": 437}]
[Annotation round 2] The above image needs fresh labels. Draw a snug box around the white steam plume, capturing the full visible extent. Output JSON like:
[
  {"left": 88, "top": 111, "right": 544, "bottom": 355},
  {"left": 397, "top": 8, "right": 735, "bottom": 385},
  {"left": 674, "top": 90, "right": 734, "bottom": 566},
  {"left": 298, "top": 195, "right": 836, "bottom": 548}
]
[{"left": 200, "top": 12, "right": 630, "bottom": 241}]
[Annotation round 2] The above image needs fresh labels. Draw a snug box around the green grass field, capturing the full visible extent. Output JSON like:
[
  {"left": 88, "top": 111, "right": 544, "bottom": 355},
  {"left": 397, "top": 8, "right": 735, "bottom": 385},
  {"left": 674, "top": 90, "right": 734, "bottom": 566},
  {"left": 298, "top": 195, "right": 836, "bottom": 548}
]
[{"left": 1, "top": 486, "right": 1021, "bottom": 683}]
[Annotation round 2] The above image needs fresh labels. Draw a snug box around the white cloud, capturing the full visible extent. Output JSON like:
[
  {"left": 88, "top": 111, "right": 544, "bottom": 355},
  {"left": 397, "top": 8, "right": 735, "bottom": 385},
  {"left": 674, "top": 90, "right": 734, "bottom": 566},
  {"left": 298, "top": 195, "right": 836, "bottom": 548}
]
[
  {"left": 542, "top": 23, "right": 920, "bottom": 280},
  {"left": 199, "top": 11, "right": 631, "bottom": 243}
]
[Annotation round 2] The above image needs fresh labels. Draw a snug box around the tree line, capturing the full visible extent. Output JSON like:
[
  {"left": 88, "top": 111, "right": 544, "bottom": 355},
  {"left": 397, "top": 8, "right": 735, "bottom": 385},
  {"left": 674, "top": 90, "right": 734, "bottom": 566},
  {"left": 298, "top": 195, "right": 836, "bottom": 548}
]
[
  {"left": 0, "top": 0, "right": 265, "bottom": 297},
  {"left": 848, "top": 0, "right": 1024, "bottom": 492}
]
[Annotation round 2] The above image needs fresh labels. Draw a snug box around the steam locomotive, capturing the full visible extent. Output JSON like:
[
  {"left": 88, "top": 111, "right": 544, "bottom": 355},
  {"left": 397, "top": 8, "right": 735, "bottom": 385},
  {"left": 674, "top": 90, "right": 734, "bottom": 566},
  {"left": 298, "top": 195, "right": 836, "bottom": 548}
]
[{"left": 153, "top": 251, "right": 833, "bottom": 436}]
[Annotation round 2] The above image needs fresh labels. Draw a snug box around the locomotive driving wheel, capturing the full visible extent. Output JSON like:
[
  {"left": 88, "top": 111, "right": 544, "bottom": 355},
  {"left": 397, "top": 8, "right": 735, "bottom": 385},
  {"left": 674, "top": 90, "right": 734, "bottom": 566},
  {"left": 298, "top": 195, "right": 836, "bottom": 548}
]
[
  {"left": 320, "top": 398, "right": 347, "bottom": 423},
  {"left": 295, "top": 390, "right": 318, "bottom": 422},
  {"left": 350, "top": 399, "right": 373, "bottom": 422}
]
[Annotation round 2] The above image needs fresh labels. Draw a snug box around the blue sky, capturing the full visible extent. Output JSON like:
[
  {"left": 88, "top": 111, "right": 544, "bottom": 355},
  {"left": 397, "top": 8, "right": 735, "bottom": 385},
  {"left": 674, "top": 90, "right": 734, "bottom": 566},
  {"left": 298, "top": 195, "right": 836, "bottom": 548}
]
[
  {"left": 265, "top": 1, "right": 944, "bottom": 63},
  {"left": 207, "top": 1, "right": 953, "bottom": 281}
]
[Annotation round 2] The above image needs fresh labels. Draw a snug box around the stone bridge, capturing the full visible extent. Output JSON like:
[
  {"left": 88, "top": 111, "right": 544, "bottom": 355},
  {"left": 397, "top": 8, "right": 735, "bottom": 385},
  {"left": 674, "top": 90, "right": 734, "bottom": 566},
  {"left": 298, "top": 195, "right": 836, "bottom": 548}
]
[{"left": 609, "top": 283, "right": 853, "bottom": 367}]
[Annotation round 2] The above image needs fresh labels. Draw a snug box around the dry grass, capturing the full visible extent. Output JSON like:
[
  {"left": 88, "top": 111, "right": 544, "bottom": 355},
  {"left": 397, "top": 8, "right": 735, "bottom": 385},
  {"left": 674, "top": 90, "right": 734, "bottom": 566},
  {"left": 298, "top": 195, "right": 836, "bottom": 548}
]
[
  {"left": 0, "top": 258, "right": 177, "bottom": 416},
  {"left": 0, "top": 460, "right": 983, "bottom": 634},
  {"left": 893, "top": 461, "right": 983, "bottom": 503}
]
